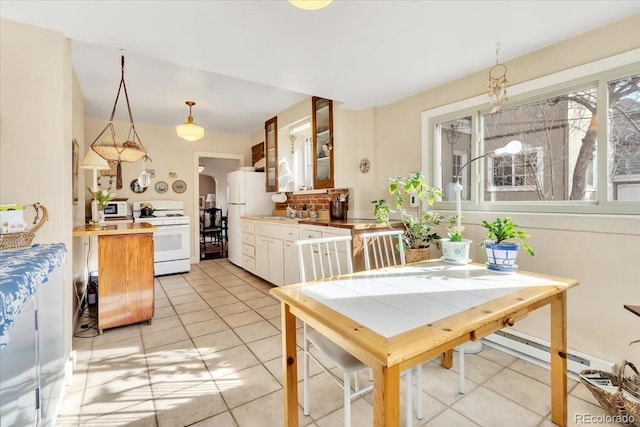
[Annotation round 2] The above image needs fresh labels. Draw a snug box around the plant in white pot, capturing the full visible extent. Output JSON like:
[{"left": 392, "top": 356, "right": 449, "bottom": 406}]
[
  {"left": 373, "top": 172, "right": 443, "bottom": 262},
  {"left": 481, "top": 217, "right": 535, "bottom": 273},
  {"left": 441, "top": 216, "right": 472, "bottom": 264}
]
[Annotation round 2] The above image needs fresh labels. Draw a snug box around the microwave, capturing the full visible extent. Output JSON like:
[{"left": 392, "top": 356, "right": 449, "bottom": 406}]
[{"left": 103, "top": 201, "right": 132, "bottom": 218}]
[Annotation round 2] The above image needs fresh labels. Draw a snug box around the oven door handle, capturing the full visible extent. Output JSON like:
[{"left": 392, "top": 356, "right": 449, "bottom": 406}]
[{"left": 150, "top": 224, "right": 190, "bottom": 230}]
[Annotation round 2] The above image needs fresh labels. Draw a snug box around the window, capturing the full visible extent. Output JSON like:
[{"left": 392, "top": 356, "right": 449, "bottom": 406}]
[
  {"left": 426, "top": 54, "right": 640, "bottom": 214},
  {"left": 487, "top": 148, "right": 543, "bottom": 193}
]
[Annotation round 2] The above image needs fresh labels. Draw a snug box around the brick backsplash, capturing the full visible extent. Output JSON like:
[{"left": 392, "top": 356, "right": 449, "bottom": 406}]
[{"left": 274, "top": 188, "right": 350, "bottom": 212}]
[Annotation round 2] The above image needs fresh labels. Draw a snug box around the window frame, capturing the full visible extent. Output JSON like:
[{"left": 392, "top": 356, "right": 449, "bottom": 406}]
[{"left": 422, "top": 49, "right": 640, "bottom": 215}]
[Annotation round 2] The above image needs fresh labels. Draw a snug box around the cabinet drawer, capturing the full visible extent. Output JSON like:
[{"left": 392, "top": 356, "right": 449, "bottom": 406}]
[
  {"left": 299, "top": 227, "right": 322, "bottom": 240},
  {"left": 256, "top": 222, "right": 283, "bottom": 239},
  {"left": 323, "top": 227, "right": 351, "bottom": 237},
  {"left": 242, "top": 243, "right": 255, "bottom": 257},
  {"left": 242, "top": 221, "right": 255, "bottom": 233},
  {"left": 242, "top": 254, "right": 256, "bottom": 272},
  {"left": 283, "top": 226, "right": 300, "bottom": 241},
  {"left": 242, "top": 232, "right": 255, "bottom": 245}
]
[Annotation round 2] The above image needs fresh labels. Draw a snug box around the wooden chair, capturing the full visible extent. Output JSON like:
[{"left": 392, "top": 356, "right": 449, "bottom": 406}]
[
  {"left": 361, "top": 229, "right": 466, "bottom": 396},
  {"left": 296, "top": 234, "right": 423, "bottom": 426},
  {"left": 200, "top": 208, "right": 222, "bottom": 248}
]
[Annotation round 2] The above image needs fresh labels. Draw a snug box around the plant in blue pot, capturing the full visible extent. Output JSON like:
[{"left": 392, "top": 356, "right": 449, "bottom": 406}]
[{"left": 480, "top": 217, "right": 535, "bottom": 273}]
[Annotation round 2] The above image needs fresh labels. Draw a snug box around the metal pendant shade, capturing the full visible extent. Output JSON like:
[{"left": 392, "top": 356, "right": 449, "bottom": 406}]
[{"left": 90, "top": 54, "right": 147, "bottom": 164}]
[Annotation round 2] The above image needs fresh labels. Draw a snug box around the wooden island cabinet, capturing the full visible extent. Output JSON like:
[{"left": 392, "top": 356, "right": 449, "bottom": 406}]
[{"left": 73, "top": 223, "right": 155, "bottom": 333}]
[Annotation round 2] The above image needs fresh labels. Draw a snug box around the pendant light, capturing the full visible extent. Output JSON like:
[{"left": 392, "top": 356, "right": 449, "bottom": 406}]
[
  {"left": 176, "top": 101, "right": 205, "bottom": 141},
  {"left": 289, "top": 0, "right": 333, "bottom": 10},
  {"left": 90, "top": 53, "right": 147, "bottom": 189}
]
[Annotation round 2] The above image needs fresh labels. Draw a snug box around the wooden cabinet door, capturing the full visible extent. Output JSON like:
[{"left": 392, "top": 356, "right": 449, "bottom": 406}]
[
  {"left": 312, "top": 97, "right": 334, "bottom": 189},
  {"left": 265, "top": 116, "right": 278, "bottom": 192},
  {"left": 97, "top": 233, "right": 154, "bottom": 331}
]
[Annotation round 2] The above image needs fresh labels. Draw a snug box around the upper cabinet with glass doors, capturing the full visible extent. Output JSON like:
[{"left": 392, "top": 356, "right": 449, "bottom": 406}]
[
  {"left": 312, "top": 97, "right": 334, "bottom": 189},
  {"left": 265, "top": 116, "right": 278, "bottom": 192}
]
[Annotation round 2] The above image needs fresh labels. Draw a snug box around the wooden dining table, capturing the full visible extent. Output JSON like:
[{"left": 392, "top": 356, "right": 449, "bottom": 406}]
[{"left": 270, "top": 259, "right": 578, "bottom": 426}]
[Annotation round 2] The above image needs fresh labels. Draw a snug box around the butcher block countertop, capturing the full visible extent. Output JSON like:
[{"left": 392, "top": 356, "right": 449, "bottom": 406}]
[
  {"left": 242, "top": 215, "right": 403, "bottom": 231},
  {"left": 73, "top": 222, "right": 155, "bottom": 237}
]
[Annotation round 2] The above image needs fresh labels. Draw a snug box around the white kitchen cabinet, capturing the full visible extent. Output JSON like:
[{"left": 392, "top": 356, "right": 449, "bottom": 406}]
[
  {"left": 268, "top": 237, "right": 284, "bottom": 286},
  {"left": 298, "top": 225, "right": 351, "bottom": 280},
  {"left": 241, "top": 220, "right": 257, "bottom": 274},
  {"left": 283, "top": 225, "right": 300, "bottom": 285},
  {"left": 255, "top": 234, "right": 269, "bottom": 280}
]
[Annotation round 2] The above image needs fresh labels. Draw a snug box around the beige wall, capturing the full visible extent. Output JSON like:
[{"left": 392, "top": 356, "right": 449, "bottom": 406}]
[
  {"left": 83, "top": 118, "right": 252, "bottom": 260},
  {"left": 0, "top": 19, "right": 75, "bottom": 368},
  {"left": 364, "top": 14, "right": 640, "bottom": 364}
]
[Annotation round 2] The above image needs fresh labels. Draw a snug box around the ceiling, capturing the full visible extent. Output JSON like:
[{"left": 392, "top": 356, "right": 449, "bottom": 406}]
[{"left": 1, "top": 1, "right": 639, "bottom": 136}]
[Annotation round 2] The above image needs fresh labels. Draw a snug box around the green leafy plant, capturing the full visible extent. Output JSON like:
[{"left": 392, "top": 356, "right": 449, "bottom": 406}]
[
  {"left": 446, "top": 216, "right": 465, "bottom": 242},
  {"left": 87, "top": 187, "right": 116, "bottom": 210},
  {"left": 480, "top": 216, "right": 535, "bottom": 257},
  {"left": 373, "top": 172, "right": 444, "bottom": 249}
]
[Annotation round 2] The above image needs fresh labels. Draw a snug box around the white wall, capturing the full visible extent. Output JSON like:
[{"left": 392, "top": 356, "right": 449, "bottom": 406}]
[{"left": 0, "top": 18, "right": 75, "bottom": 373}]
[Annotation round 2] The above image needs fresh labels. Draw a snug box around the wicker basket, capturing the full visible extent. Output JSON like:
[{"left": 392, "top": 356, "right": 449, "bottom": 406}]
[
  {"left": 579, "top": 361, "right": 640, "bottom": 426},
  {"left": 0, "top": 203, "right": 48, "bottom": 251}
]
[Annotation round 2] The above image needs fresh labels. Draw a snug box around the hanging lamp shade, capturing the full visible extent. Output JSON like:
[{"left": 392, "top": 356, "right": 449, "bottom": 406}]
[
  {"left": 198, "top": 164, "right": 205, "bottom": 173},
  {"left": 289, "top": 0, "right": 333, "bottom": 10},
  {"left": 176, "top": 101, "right": 205, "bottom": 141},
  {"left": 80, "top": 149, "right": 110, "bottom": 170}
]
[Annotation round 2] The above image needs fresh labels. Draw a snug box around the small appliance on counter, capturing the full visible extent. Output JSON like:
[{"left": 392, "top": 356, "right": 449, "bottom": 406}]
[{"left": 103, "top": 200, "right": 132, "bottom": 218}]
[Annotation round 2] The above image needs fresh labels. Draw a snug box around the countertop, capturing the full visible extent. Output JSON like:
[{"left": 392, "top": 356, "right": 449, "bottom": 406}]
[
  {"left": 242, "top": 215, "right": 403, "bottom": 231},
  {"left": 73, "top": 222, "right": 155, "bottom": 237}
]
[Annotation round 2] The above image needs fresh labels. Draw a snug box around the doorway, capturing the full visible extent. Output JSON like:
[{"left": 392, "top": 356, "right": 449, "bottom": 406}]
[{"left": 195, "top": 152, "right": 244, "bottom": 261}]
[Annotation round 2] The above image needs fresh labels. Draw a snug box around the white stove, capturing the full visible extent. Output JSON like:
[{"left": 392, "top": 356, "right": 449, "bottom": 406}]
[{"left": 133, "top": 200, "right": 190, "bottom": 276}]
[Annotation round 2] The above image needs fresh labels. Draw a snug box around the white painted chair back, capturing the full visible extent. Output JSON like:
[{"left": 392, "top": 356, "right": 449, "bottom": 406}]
[
  {"left": 360, "top": 229, "right": 406, "bottom": 270},
  {"left": 296, "top": 235, "right": 353, "bottom": 282}
]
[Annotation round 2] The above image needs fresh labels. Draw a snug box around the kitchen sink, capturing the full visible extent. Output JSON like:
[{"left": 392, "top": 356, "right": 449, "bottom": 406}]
[{"left": 262, "top": 216, "right": 299, "bottom": 221}]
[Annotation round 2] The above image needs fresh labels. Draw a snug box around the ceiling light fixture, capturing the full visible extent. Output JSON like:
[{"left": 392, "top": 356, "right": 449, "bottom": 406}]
[
  {"left": 90, "top": 53, "right": 147, "bottom": 189},
  {"left": 90, "top": 54, "right": 147, "bottom": 161},
  {"left": 176, "top": 101, "right": 205, "bottom": 141},
  {"left": 198, "top": 164, "right": 205, "bottom": 173},
  {"left": 289, "top": 0, "right": 333, "bottom": 11}
]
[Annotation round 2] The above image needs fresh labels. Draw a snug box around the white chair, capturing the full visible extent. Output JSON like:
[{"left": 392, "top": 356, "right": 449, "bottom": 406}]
[
  {"left": 361, "top": 229, "right": 466, "bottom": 396},
  {"left": 296, "top": 234, "right": 422, "bottom": 426}
]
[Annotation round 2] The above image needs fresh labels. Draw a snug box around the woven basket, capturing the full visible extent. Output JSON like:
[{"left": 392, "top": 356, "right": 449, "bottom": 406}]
[
  {"left": 579, "top": 361, "right": 640, "bottom": 426},
  {"left": 0, "top": 203, "right": 48, "bottom": 251}
]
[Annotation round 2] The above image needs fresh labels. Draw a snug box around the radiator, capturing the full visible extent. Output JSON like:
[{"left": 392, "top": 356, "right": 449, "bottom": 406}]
[{"left": 483, "top": 330, "right": 615, "bottom": 378}]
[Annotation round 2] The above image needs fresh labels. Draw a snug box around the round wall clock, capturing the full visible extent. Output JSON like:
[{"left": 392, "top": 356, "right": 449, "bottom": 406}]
[
  {"left": 172, "top": 180, "right": 187, "bottom": 193},
  {"left": 359, "top": 158, "right": 371, "bottom": 174}
]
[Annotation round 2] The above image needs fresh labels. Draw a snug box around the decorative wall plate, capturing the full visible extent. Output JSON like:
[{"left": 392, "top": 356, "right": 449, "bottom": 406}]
[
  {"left": 172, "top": 180, "right": 187, "bottom": 194},
  {"left": 130, "top": 179, "right": 147, "bottom": 194},
  {"left": 155, "top": 181, "right": 168, "bottom": 194}
]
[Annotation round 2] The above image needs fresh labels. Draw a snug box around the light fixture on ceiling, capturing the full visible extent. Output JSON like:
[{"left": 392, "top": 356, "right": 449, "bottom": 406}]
[
  {"left": 91, "top": 55, "right": 147, "bottom": 162},
  {"left": 487, "top": 42, "right": 509, "bottom": 113},
  {"left": 198, "top": 164, "right": 205, "bottom": 173},
  {"left": 289, "top": 0, "right": 333, "bottom": 10},
  {"left": 176, "top": 101, "right": 205, "bottom": 141},
  {"left": 90, "top": 53, "right": 147, "bottom": 190}
]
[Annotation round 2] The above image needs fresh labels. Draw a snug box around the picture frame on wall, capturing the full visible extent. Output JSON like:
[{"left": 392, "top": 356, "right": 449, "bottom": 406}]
[
  {"left": 199, "top": 196, "right": 205, "bottom": 209},
  {"left": 72, "top": 138, "right": 79, "bottom": 205}
]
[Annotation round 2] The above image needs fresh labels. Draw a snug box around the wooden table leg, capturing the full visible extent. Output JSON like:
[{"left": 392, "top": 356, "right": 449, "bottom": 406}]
[
  {"left": 440, "top": 349, "right": 453, "bottom": 369},
  {"left": 373, "top": 363, "right": 400, "bottom": 427},
  {"left": 550, "top": 292, "right": 567, "bottom": 427},
  {"left": 281, "top": 303, "right": 299, "bottom": 427}
]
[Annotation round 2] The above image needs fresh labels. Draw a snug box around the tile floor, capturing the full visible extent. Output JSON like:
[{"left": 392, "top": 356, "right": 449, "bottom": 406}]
[{"left": 57, "top": 258, "right": 619, "bottom": 426}]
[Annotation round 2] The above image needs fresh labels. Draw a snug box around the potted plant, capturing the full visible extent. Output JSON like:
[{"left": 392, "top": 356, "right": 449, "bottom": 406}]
[
  {"left": 373, "top": 172, "right": 443, "bottom": 262},
  {"left": 481, "top": 216, "right": 535, "bottom": 273},
  {"left": 87, "top": 187, "right": 116, "bottom": 226},
  {"left": 441, "top": 216, "right": 472, "bottom": 264}
]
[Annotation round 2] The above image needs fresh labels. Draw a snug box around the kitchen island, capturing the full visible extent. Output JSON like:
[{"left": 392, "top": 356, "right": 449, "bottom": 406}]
[{"left": 73, "top": 223, "right": 155, "bottom": 333}]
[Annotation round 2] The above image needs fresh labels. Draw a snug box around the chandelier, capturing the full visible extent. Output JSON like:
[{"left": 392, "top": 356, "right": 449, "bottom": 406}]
[
  {"left": 487, "top": 43, "right": 509, "bottom": 113},
  {"left": 176, "top": 101, "right": 205, "bottom": 141}
]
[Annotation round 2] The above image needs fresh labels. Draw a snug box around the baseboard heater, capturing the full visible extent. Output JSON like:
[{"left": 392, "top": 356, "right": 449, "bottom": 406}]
[{"left": 483, "top": 330, "right": 615, "bottom": 378}]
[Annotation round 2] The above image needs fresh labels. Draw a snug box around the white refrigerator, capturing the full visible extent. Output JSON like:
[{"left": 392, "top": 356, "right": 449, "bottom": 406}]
[{"left": 227, "top": 170, "right": 273, "bottom": 266}]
